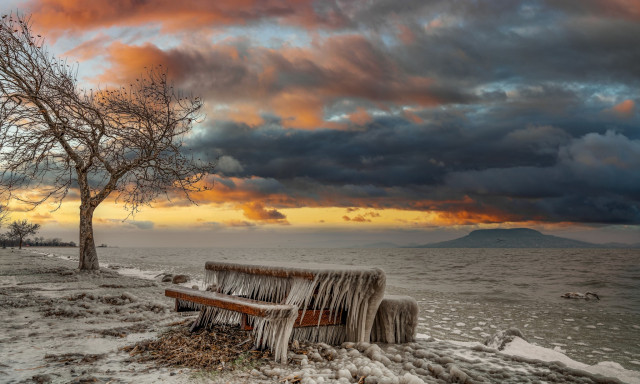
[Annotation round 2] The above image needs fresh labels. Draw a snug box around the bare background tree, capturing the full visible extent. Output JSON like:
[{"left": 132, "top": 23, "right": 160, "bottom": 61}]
[
  {"left": 0, "top": 14, "right": 214, "bottom": 270},
  {"left": 6, "top": 219, "right": 40, "bottom": 249}
]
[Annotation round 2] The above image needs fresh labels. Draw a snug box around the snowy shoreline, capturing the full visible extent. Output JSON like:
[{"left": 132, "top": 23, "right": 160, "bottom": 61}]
[{"left": 3, "top": 248, "right": 638, "bottom": 383}]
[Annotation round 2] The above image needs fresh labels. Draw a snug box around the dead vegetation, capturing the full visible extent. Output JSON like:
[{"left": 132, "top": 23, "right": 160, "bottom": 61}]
[
  {"left": 42, "top": 306, "right": 86, "bottom": 318},
  {"left": 122, "top": 322, "right": 271, "bottom": 371},
  {"left": 92, "top": 323, "right": 150, "bottom": 338},
  {"left": 44, "top": 353, "right": 105, "bottom": 364}
]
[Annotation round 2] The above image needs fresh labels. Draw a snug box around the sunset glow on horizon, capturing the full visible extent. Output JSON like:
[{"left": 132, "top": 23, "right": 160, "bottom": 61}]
[{"left": 3, "top": 0, "right": 639, "bottom": 246}]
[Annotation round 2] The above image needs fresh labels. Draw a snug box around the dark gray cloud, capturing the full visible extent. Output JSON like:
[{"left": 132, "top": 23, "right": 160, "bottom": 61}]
[
  {"left": 177, "top": 0, "right": 640, "bottom": 223},
  {"left": 358, "top": 0, "right": 640, "bottom": 90},
  {"left": 47, "top": 0, "right": 640, "bottom": 225},
  {"left": 189, "top": 108, "right": 640, "bottom": 223}
]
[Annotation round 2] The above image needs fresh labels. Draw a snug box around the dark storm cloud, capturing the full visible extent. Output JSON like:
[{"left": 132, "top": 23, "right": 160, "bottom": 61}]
[
  {"left": 108, "top": 0, "right": 640, "bottom": 223},
  {"left": 444, "top": 130, "right": 640, "bottom": 222},
  {"left": 26, "top": 0, "right": 640, "bottom": 224},
  {"left": 336, "top": 0, "right": 640, "bottom": 92},
  {"left": 190, "top": 111, "right": 640, "bottom": 223}
]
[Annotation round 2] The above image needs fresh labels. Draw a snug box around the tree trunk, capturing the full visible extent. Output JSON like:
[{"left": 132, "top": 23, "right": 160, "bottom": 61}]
[
  {"left": 18, "top": 237, "right": 22, "bottom": 249},
  {"left": 78, "top": 202, "right": 99, "bottom": 270}
]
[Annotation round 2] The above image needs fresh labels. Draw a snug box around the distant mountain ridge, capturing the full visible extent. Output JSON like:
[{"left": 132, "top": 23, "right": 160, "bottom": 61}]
[{"left": 414, "top": 228, "right": 611, "bottom": 248}]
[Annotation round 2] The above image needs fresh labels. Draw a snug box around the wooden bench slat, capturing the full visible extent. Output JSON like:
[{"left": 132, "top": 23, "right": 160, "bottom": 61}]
[
  {"left": 240, "top": 309, "right": 345, "bottom": 330},
  {"left": 295, "top": 309, "right": 344, "bottom": 327},
  {"left": 165, "top": 287, "right": 295, "bottom": 318}
]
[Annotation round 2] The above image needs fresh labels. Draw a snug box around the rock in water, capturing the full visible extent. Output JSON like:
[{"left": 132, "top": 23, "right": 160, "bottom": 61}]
[
  {"left": 561, "top": 292, "right": 600, "bottom": 300},
  {"left": 172, "top": 275, "right": 190, "bottom": 284}
]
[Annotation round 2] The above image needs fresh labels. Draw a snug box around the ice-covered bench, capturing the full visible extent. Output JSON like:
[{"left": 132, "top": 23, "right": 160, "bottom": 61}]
[
  {"left": 165, "top": 260, "right": 385, "bottom": 362},
  {"left": 202, "top": 261, "right": 386, "bottom": 345},
  {"left": 166, "top": 262, "right": 422, "bottom": 361}
]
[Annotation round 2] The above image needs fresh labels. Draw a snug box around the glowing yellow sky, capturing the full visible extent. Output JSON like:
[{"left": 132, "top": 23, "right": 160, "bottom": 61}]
[
  {"left": 12, "top": 199, "right": 438, "bottom": 229},
  {"left": 9, "top": 197, "right": 585, "bottom": 232}
]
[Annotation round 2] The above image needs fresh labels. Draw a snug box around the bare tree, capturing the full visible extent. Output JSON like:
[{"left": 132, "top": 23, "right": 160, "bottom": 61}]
[
  {"left": 7, "top": 219, "right": 40, "bottom": 249},
  {"left": 0, "top": 14, "right": 214, "bottom": 270}
]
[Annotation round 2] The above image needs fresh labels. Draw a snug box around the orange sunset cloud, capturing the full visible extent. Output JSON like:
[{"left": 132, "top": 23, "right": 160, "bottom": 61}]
[
  {"left": 610, "top": 99, "right": 635, "bottom": 118},
  {"left": 28, "top": 0, "right": 323, "bottom": 35}
]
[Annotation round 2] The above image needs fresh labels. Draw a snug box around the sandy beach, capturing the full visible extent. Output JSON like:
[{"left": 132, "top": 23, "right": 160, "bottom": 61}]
[{"left": 2, "top": 248, "right": 639, "bottom": 384}]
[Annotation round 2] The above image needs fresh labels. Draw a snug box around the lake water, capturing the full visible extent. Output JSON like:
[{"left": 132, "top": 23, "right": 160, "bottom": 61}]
[{"left": 35, "top": 247, "right": 640, "bottom": 371}]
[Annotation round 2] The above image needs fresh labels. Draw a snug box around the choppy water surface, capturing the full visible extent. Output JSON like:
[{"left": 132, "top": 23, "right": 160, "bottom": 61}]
[{"left": 40, "top": 247, "right": 640, "bottom": 369}]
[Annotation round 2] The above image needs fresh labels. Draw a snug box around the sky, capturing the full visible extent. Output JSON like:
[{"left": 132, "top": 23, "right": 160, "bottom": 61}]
[{"left": 3, "top": 0, "right": 640, "bottom": 247}]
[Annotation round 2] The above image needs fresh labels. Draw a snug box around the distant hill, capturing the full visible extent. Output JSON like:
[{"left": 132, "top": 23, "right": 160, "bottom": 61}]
[{"left": 413, "top": 228, "right": 605, "bottom": 248}]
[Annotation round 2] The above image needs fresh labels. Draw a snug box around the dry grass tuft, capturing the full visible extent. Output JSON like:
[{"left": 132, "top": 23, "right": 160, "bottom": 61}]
[{"left": 122, "top": 322, "right": 271, "bottom": 371}]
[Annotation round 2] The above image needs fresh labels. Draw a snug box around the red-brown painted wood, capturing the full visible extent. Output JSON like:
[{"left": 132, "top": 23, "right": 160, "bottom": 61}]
[{"left": 165, "top": 288, "right": 295, "bottom": 318}]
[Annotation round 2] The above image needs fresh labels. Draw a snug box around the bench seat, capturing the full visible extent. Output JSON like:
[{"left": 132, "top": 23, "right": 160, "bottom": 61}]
[
  {"left": 165, "top": 287, "right": 296, "bottom": 318},
  {"left": 166, "top": 287, "right": 345, "bottom": 329}
]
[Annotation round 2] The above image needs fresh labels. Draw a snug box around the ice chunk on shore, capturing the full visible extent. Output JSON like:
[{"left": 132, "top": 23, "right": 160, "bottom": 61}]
[{"left": 484, "top": 328, "right": 526, "bottom": 350}]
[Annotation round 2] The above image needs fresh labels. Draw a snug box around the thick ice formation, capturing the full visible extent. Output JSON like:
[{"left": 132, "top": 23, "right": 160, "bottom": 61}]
[
  {"left": 248, "top": 336, "right": 640, "bottom": 384},
  {"left": 371, "top": 295, "right": 418, "bottom": 344},
  {"left": 203, "top": 261, "right": 386, "bottom": 353}
]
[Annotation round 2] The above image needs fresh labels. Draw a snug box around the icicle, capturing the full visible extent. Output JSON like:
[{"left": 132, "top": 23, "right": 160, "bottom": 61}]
[
  {"left": 176, "top": 299, "right": 202, "bottom": 311},
  {"left": 291, "top": 325, "right": 347, "bottom": 345},
  {"left": 205, "top": 269, "right": 292, "bottom": 303},
  {"left": 249, "top": 308, "right": 297, "bottom": 363}
]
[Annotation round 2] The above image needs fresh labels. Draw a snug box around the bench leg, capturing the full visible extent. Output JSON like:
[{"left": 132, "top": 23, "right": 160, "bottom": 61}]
[{"left": 241, "top": 314, "right": 252, "bottom": 331}]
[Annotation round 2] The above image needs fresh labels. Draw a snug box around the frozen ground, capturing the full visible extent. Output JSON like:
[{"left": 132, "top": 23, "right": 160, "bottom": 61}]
[{"left": 1, "top": 249, "right": 639, "bottom": 383}]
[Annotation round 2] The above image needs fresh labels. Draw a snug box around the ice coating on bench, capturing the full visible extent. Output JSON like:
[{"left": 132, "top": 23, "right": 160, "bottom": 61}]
[
  {"left": 204, "top": 261, "right": 386, "bottom": 347},
  {"left": 370, "top": 295, "right": 418, "bottom": 344},
  {"left": 195, "top": 306, "right": 297, "bottom": 363}
]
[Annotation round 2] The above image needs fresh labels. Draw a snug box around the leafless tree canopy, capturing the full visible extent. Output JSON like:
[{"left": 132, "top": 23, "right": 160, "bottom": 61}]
[
  {"left": 6, "top": 219, "right": 40, "bottom": 249},
  {"left": 0, "top": 14, "right": 215, "bottom": 269}
]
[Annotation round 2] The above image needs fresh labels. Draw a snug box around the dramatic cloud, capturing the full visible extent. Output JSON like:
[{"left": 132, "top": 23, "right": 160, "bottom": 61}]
[
  {"left": 11, "top": 0, "right": 640, "bottom": 229},
  {"left": 241, "top": 202, "right": 288, "bottom": 224},
  {"left": 88, "top": 35, "right": 463, "bottom": 129},
  {"left": 27, "top": 0, "right": 325, "bottom": 34}
]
